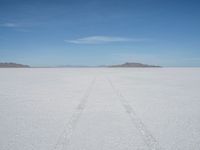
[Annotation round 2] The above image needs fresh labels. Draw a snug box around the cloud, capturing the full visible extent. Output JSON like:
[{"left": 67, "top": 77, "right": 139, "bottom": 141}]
[
  {"left": 65, "top": 36, "right": 147, "bottom": 44},
  {"left": 0, "top": 23, "right": 19, "bottom": 28},
  {"left": 0, "top": 22, "right": 31, "bottom": 32}
]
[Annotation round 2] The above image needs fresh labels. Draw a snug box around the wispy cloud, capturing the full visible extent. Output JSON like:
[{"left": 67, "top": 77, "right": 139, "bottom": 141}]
[
  {"left": 0, "top": 22, "right": 32, "bottom": 32},
  {"left": 65, "top": 36, "right": 147, "bottom": 44},
  {"left": 0, "top": 22, "right": 19, "bottom": 28}
]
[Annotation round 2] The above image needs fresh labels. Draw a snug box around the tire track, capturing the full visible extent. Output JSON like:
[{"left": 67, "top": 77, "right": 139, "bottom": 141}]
[
  {"left": 52, "top": 77, "right": 96, "bottom": 150},
  {"left": 107, "top": 77, "right": 163, "bottom": 150}
]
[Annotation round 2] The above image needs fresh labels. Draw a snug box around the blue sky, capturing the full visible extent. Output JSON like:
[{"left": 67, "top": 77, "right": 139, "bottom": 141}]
[{"left": 0, "top": 0, "right": 200, "bottom": 67}]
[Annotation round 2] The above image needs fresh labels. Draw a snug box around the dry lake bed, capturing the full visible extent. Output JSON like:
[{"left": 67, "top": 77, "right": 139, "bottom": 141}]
[{"left": 0, "top": 68, "right": 200, "bottom": 150}]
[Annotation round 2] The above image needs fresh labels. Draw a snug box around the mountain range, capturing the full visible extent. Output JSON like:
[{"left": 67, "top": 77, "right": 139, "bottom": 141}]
[
  {"left": 108, "top": 62, "right": 160, "bottom": 68},
  {"left": 0, "top": 62, "right": 160, "bottom": 68},
  {"left": 0, "top": 63, "right": 30, "bottom": 68}
]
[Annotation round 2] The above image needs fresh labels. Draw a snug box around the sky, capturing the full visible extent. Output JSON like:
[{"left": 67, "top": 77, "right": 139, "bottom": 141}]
[{"left": 0, "top": 0, "right": 200, "bottom": 67}]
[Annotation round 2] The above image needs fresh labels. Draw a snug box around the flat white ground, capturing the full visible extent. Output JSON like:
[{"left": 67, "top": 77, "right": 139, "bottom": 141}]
[{"left": 0, "top": 68, "right": 200, "bottom": 150}]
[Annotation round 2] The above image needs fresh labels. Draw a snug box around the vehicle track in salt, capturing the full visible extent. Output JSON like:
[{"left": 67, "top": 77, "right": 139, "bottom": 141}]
[
  {"left": 107, "top": 77, "right": 164, "bottom": 150},
  {"left": 52, "top": 77, "right": 96, "bottom": 150}
]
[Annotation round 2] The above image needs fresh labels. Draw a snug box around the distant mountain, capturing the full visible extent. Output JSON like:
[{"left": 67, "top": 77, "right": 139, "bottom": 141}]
[
  {"left": 109, "top": 62, "right": 161, "bottom": 68},
  {"left": 0, "top": 62, "right": 30, "bottom": 68},
  {"left": 0, "top": 62, "right": 160, "bottom": 68},
  {"left": 36, "top": 63, "right": 160, "bottom": 68}
]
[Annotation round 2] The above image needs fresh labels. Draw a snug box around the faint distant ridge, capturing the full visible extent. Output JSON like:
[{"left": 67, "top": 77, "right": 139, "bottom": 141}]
[
  {"left": 109, "top": 62, "right": 161, "bottom": 68},
  {"left": 0, "top": 62, "right": 30, "bottom": 68}
]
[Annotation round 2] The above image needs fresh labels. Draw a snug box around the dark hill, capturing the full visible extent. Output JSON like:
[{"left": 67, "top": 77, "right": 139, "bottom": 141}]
[
  {"left": 0, "top": 63, "right": 30, "bottom": 68},
  {"left": 109, "top": 62, "right": 160, "bottom": 68}
]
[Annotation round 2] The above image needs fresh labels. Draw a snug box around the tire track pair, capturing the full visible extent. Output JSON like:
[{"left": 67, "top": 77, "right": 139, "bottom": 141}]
[
  {"left": 52, "top": 77, "right": 96, "bottom": 150},
  {"left": 107, "top": 77, "right": 164, "bottom": 150}
]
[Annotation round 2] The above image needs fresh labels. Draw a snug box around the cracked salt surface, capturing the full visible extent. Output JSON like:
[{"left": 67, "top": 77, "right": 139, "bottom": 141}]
[{"left": 0, "top": 68, "right": 200, "bottom": 150}]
